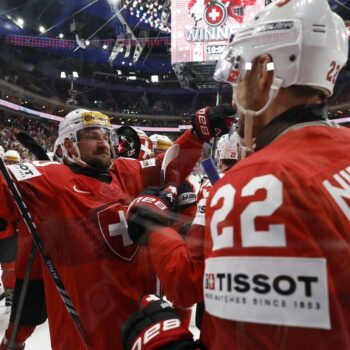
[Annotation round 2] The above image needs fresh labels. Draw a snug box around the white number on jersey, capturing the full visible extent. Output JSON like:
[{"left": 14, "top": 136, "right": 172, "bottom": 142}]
[{"left": 210, "top": 174, "right": 286, "bottom": 250}]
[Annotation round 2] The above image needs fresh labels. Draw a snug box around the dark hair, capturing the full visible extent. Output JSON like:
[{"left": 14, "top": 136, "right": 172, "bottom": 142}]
[
  {"left": 289, "top": 85, "right": 327, "bottom": 103},
  {"left": 222, "top": 159, "right": 238, "bottom": 168}
]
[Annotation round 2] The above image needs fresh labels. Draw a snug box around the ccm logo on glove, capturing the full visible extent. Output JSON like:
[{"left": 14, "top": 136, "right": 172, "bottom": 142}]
[
  {"left": 131, "top": 319, "right": 181, "bottom": 350},
  {"left": 129, "top": 196, "right": 168, "bottom": 211},
  {"left": 196, "top": 108, "right": 211, "bottom": 137}
]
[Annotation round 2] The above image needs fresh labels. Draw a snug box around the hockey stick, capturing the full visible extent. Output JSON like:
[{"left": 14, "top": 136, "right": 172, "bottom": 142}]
[
  {"left": 0, "top": 159, "right": 89, "bottom": 349},
  {"left": 201, "top": 157, "right": 220, "bottom": 185},
  {"left": 8, "top": 243, "right": 36, "bottom": 348},
  {"left": 160, "top": 144, "right": 180, "bottom": 185},
  {"left": 211, "top": 82, "right": 224, "bottom": 159}
]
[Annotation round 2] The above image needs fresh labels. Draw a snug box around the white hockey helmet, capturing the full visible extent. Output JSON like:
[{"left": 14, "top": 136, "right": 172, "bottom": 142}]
[
  {"left": 214, "top": 0, "right": 348, "bottom": 98},
  {"left": 58, "top": 109, "right": 115, "bottom": 167},
  {"left": 216, "top": 132, "right": 239, "bottom": 161},
  {"left": 149, "top": 134, "right": 173, "bottom": 154},
  {"left": 0, "top": 146, "right": 4, "bottom": 159},
  {"left": 4, "top": 150, "right": 20, "bottom": 163}
]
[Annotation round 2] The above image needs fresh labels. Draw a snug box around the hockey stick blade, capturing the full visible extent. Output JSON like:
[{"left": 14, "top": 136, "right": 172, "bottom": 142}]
[
  {"left": 0, "top": 158, "right": 89, "bottom": 349},
  {"left": 160, "top": 144, "right": 179, "bottom": 185}
]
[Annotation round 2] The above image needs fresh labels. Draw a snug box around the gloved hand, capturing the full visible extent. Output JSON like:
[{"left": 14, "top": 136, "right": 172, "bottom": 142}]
[
  {"left": 0, "top": 338, "right": 25, "bottom": 350},
  {"left": 191, "top": 103, "right": 236, "bottom": 141},
  {"left": 121, "top": 294, "right": 204, "bottom": 350},
  {"left": 127, "top": 186, "right": 178, "bottom": 245}
]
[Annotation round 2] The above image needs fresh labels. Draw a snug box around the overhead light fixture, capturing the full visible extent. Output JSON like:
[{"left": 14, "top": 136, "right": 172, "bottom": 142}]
[
  {"left": 127, "top": 76, "right": 137, "bottom": 80},
  {"left": 39, "top": 25, "right": 45, "bottom": 33},
  {"left": 16, "top": 18, "right": 24, "bottom": 28},
  {"left": 59, "top": 33, "right": 64, "bottom": 39},
  {"left": 85, "top": 40, "right": 90, "bottom": 46},
  {"left": 151, "top": 75, "right": 159, "bottom": 83},
  {"left": 60, "top": 71, "right": 80, "bottom": 105},
  {"left": 102, "top": 44, "right": 108, "bottom": 50}
]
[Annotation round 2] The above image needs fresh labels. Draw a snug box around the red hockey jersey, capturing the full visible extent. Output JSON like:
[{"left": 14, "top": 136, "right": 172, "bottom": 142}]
[
  {"left": 202, "top": 125, "right": 350, "bottom": 349},
  {"left": 0, "top": 130, "right": 203, "bottom": 350}
]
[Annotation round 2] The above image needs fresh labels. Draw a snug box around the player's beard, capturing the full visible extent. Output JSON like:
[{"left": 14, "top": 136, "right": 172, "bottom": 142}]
[{"left": 84, "top": 153, "right": 112, "bottom": 172}]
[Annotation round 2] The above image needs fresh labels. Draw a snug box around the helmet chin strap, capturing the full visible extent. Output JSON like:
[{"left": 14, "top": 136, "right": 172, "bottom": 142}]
[
  {"left": 234, "top": 77, "right": 283, "bottom": 150},
  {"left": 64, "top": 142, "right": 89, "bottom": 168}
]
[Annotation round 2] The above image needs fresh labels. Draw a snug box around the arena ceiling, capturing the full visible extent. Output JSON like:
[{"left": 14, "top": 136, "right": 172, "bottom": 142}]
[
  {"left": 0, "top": 0, "right": 172, "bottom": 73},
  {"left": 0, "top": 0, "right": 349, "bottom": 80}
]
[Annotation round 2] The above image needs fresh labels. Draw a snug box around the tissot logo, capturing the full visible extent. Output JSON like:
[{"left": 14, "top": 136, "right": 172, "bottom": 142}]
[
  {"left": 204, "top": 257, "right": 330, "bottom": 329},
  {"left": 204, "top": 272, "right": 318, "bottom": 297}
]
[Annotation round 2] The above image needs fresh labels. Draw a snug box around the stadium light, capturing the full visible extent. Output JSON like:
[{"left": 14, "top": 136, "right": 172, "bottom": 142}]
[
  {"left": 60, "top": 71, "right": 80, "bottom": 105},
  {"left": 151, "top": 75, "right": 159, "bottom": 83}
]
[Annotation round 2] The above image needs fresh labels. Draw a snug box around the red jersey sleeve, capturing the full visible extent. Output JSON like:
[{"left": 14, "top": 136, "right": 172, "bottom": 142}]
[{"left": 148, "top": 226, "right": 204, "bottom": 307}]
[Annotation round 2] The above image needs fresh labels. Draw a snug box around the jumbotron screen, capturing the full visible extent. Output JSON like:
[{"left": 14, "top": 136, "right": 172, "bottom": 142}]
[{"left": 171, "top": 0, "right": 267, "bottom": 64}]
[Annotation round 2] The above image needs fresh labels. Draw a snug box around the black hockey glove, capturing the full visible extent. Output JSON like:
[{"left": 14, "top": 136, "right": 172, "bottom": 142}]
[
  {"left": 127, "top": 186, "right": 178, "bottom": 245},
  {"left": 191, "top": 103, "right": 236, "bottom": 141},
  {"left": 121, "top": 294, "right": 205, "bottom": 350}
]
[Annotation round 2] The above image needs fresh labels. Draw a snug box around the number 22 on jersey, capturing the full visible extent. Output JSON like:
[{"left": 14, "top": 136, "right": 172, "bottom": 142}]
[{"left": 209, "top": 174, "right": 286, "bottom": 250}]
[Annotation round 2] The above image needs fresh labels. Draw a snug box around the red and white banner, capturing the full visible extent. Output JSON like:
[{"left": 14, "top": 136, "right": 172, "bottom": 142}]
[{"left": 171, "top": 0, "right": 266, "bottom": 64}]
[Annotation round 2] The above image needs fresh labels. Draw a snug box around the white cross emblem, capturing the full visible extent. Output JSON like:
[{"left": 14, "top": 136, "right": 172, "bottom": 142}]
[
  {"left": 208, "top": 8, "right": 221, "bottom": 22},
  {"left": 108, "top": 210, "right": 133, "bottom": 246}
]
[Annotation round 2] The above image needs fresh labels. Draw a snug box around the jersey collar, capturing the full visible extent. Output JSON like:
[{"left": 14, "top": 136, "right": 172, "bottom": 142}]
[
  {"left": 255, "top": 104, "right": 328, "bottom": 151},
  {"left": 68, "top": 163, "right": 112, "bottom": 183}
]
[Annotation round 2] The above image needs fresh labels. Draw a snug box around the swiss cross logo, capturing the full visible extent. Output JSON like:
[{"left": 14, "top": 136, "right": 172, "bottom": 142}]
[
  {"left": 116, "top": 143, "right": 124, "bottom": 155},
  {"left": 204, "top": 2, "right": 227, "bottom": 27},
  {"left": 227, "top": 69, "right": 240, "bottom": 83},
  {"left": 97, "top": 203, "right": 139, "bottom": 262}
]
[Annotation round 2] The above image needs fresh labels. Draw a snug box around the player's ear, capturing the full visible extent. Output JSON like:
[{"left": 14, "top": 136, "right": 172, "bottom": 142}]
[
  {"left": 257, "top": 54, "right": 273, "bottom": 93},
  {"left": 64, "top": 138, "right": 78, "bottom": 157}
]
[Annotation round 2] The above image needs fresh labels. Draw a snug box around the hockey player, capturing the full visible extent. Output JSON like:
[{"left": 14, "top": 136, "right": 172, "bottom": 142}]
[
  {"left": 199, "top": 1, "right": 350, "bottom": 347},
  {"left": 149, "top": 134, "right": 173, "bottom": 155},
  {"left": 0, "top": 151, "right": 21, "bottom": 309},
  {"left": 122, "top": 0, "right": 350, "bottom": 349},
  {"left": 0, "top": 106, "right": 232, "bottom": 350},
  {"left": 3, "top": 150, "right": 20, "bottom": 165}
]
